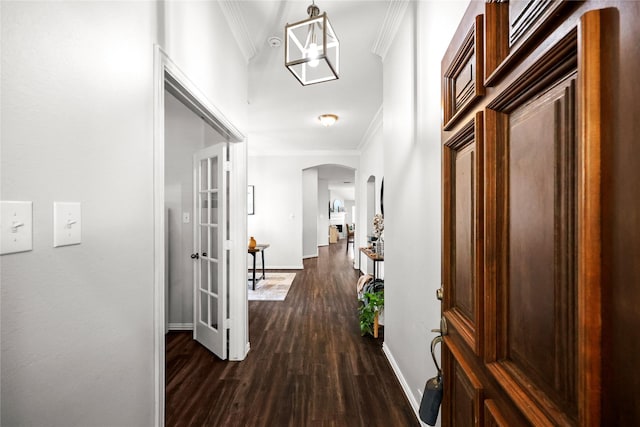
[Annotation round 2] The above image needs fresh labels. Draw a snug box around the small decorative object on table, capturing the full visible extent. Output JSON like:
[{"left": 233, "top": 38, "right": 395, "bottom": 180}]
[
  {"left": 248, "top": 236, "right": 256, "bottom": 249},
  {"left": 372, "top": 213, "right": 384, "bottom": 255}
]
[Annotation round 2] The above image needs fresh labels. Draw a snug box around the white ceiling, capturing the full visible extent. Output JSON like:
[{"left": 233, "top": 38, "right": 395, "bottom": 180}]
[
  {"left": 223, "top": 0, "right": 396, "bottom": 154},
  {"left": 317, "top": 164, "right": 356, "bottom": 200}
]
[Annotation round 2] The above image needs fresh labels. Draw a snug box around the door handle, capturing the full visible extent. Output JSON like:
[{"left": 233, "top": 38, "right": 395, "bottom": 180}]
[
  {"left": 436, "top": 286, "right": 444, "bottom": 301},
  {"left": 431, "top": 316, "right": 448, "bottom": 336},
  {"left": 202, "top": 252, "right": 207, "bottom": 257},
  {"left": 190, "top": 253, "right": 199, "bottom": 259}
]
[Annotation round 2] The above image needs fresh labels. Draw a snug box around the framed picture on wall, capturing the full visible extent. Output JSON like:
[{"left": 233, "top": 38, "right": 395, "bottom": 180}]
[{"left": 248, "top": 185, "right": 255, "bottom": 215}]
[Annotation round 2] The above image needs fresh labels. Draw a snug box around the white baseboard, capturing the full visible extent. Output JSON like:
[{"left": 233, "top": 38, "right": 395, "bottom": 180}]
[
  {"left": 266, "top": 265, "right": 305, "bottom": 269},
  {"left": 382, "top": 342, "right": 425, "bottom": 426},
  {"left": 168, "top": 322, "right": 193, "bottom": 331}
]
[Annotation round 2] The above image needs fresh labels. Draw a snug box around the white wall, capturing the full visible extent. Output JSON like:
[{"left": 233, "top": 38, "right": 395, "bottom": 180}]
[
  {"left": 247, "top": 154, "right": 358, "bottom": 269},
  {"left": 317, "top": 179, "right": 329, "bottom": 247},
  {"left": 380, "top": 1, "right": 468, "bottom": 423},
  {"left": 302, "top": 168, "right": 319, "bottom": 258},
  {"left": 357, "top": 124, "right": 384, "bottom": 273},
  {"left": 0, "top": 1, "right": 248, "bottom": 425},
  {"left": 165, "top": 90, "right": 203, "bottom": 327},
  {"left": 344, "top": 200, "right": 355, "bottom": 228}
]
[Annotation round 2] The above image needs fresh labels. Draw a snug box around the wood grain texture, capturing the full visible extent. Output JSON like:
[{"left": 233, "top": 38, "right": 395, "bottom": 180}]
[
  {"left": 485, "top": 1, "right": 509, "bottom": 80},
  {"left": 577, "top": 8, "right": 616, "bottom": 427},
  {"left": 166, "top": 240, "right": 419, "bottom": 427}
]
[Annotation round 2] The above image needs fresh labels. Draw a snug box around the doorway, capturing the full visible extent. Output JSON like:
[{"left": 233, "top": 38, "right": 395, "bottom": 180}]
[
  {"left": 164, "top": 91, "right": 231, "bottom": 357},
  {"left": 301, "top": 164, "right": 356, "bottom": 259},
  {"left": 153, "top": 46, "right": 248, "bottom": 426}
]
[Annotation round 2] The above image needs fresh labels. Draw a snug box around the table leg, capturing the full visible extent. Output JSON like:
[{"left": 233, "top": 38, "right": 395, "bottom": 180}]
[
  {"left": 261, "top": 250, "right": 266, "bottom": 281},
  {"left": 373, "top": 261, "right": 378, "bottom": 282},
  {"left": 252, "top": 252, "right": 257, "bottom": 290}
]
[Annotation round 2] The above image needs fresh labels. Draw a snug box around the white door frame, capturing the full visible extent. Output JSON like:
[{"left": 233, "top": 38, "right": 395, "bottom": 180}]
[{"left": 152, "top": 45, "right": 249, "bottom": 427}]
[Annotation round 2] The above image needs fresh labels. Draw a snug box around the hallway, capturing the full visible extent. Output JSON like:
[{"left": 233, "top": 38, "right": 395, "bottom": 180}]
[{"left": 165, "top": 240, "right": 419, "bottom": 426}]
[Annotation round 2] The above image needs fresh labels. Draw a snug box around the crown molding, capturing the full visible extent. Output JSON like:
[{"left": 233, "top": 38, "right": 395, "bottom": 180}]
[
  {"left": 357, "top": 105, "right": 383, "bottom": 152},
  {"left": 219, "top": 1, "right": 257, "bottom": 63},
  {"left": 248, "top": 149, "right": 361, "bottom": 157},
  {"left": 371, "top": 1, "right": 410, "bottom": 61}
]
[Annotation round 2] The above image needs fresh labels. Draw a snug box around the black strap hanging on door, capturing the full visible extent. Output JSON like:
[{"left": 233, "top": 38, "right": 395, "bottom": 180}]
[{"left": 419, "top": 335, "right": 444, "bottom": 426}]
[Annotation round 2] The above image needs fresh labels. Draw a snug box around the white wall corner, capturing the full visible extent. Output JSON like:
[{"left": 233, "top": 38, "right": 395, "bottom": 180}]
[
  {"left": 218, "top": 1, "right": 257, "bottom": 64},
  {"left": 371, "top": 0, "right": 411, "bottom": 61}
]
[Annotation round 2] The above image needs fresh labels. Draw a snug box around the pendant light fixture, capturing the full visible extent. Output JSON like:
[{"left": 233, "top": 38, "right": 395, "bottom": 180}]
[{"left": 285, "top": 1, "right": 339, "bottom": 86}]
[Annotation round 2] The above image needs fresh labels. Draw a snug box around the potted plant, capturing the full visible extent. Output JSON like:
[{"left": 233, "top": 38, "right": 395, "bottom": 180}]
[{"left": 358, "top": 288, "right": 384, "bottom": 337}]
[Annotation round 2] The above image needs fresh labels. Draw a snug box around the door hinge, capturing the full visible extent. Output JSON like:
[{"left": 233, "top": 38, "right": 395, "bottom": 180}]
[
  {"left": 223, "top": 161, "right": 232, "bottom": 172},
  {"left": 224, "top": 318, "right": 231, "bottom": 329},
  {"left": 224, "top": 240, "right": 233, "bottom": 250}
]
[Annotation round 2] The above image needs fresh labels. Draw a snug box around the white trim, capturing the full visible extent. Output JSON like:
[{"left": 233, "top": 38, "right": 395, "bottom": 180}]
[
  {"left": 248, "top": 149, "right": 361, "bottom": 157},
  {"left": 168, "top": 323, "right": 194, "bottom": 331},
  {"left": 382, "top": 343, "right": 424, "bottom": 425},
  {"left": 262, "top": 265, "right": 305, "bottom": 270},
  {"left": 152, "top": 45, "right": 166, "bottom": 427},
  {"left": 228, "top": 139, "right": 250, "bottom": 361},
  {"left": 153, "top": 44, "right": 248, "bottom": 427},
  {"left": 371, "top": 0, "right": 411, "bottom": 61},
  {"left": 218, "top": 1, "right": 257, "bottom": 63}
]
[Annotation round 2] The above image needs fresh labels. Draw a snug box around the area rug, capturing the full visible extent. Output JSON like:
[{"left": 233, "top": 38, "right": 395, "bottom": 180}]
[{"left": 248, "top": 272, "right": 296, "bottom": 301}]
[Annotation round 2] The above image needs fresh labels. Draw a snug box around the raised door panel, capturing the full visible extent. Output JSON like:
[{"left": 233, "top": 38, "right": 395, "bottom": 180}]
[
  {"left": 443, "top": 339, "right": 484, "bottom": 427},
  {"left": 443, "top": 113, "right": 484, "bottom": 355},
  {"left": 509, "top": 0, "right": 560, "bottom": 47},
  {"left": 443, "top": 16, "right": 485, "bottom": 130},
  {"left": 484, "top": 0, "right": 577, "bottom": 84},
  {"left": 484, "top": 31, "right": 578, "bottom": 425}
]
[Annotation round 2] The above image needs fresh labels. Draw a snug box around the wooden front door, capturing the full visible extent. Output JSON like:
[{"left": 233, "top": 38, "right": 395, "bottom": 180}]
[{"left": 440, "top": 2, "right": 616, "bottom": 425}]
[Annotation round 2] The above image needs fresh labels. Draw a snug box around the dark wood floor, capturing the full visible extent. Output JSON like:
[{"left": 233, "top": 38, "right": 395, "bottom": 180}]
[{"left": 166, "top": 240, "right": 419, "bottom": 426}]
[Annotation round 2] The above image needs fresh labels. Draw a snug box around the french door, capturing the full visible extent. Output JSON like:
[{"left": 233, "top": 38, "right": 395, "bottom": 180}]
[{"left": 193, "top": 143, "right": 227, "bottom": 359}]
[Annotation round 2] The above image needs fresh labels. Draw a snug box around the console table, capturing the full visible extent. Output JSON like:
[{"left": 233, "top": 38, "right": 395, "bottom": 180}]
[
  {"left": 248, "top": 244, "right": 269, "bottom": 290},
  {"left": 359, "top": 247, "right": 384, "bottom": 282}
]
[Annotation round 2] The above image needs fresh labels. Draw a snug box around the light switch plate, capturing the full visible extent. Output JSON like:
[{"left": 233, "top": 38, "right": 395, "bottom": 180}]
[
  {"left": 183, "top": 212, "right": 190, "bottom": 224},
  {"left": 1, "top": 201, "right": 33, "bottom": 255},
  {"left": 54, "top": 202, "right": 81, "bottom": 247}
]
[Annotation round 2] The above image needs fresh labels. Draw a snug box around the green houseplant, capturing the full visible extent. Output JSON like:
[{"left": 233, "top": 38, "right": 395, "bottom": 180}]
[{"left": 358, "top": 290, "right": 384, "bottom": 337}]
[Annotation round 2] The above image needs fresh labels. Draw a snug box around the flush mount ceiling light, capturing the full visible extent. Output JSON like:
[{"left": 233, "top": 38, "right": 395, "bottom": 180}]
[
  {"left": 318, "top": 114, "right": 339, "bottom": 127},
  {"left": 285, "top": 1, "right": 339, "bottom": 86}
]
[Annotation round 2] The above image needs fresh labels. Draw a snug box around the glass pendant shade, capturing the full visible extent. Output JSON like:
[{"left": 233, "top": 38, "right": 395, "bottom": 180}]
[{"left": 285, "top": 8, "right": 339, "bottom": 86}]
